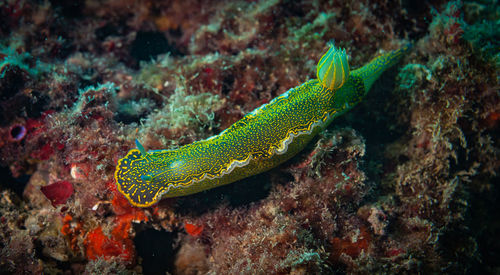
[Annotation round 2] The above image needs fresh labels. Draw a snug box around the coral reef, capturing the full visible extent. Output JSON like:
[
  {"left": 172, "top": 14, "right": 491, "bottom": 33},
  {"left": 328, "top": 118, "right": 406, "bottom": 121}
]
[{"left": 0, "top": 0, "right": 498, "bottom": 274}]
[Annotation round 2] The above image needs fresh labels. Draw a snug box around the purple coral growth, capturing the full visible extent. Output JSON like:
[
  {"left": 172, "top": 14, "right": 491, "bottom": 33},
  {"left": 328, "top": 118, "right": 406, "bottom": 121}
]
[{"left": 8, "top": 124, "right": 26, "bottom": 142}]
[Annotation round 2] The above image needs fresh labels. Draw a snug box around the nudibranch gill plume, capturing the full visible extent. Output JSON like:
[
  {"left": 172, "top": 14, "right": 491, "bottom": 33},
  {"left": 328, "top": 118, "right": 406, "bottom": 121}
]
[{"left": 115, "top": 43, "right": 411, "bottom": 207}]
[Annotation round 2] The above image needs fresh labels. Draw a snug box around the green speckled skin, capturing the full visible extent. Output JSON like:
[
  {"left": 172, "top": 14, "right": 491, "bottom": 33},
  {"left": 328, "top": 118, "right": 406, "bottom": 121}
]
[{"left": 115, "top": 45, "right": 410, "bottom": 207}]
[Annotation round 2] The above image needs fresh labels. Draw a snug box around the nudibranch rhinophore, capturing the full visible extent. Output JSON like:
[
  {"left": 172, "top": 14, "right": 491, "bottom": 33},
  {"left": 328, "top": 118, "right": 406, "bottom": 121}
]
[{"left": 115, "top": 43, "right": 411, "bottom": 207}]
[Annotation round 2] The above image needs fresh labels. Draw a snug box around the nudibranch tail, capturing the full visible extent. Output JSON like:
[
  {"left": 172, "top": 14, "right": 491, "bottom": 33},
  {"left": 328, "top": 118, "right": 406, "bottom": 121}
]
[
  {"left": 353, "top": 43, "right": 413, "bottom": 93},
  {"left": 317, "top": 43, "right": 350, "bottom": 90}
]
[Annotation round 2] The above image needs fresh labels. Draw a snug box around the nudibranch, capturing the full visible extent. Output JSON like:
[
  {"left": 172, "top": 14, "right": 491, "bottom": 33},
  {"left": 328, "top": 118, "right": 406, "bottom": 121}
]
[{"left": 115, "top": 43, "right": 411, "bottom": 207}]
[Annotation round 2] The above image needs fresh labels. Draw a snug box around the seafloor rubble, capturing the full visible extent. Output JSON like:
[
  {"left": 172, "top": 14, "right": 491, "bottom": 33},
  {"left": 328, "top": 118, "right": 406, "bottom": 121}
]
[{"left": 0, "top": 0, "right": 498, "bottom": 274}]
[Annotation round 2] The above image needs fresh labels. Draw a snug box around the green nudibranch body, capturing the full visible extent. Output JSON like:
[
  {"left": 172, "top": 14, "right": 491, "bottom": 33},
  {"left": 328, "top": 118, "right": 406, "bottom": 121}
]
[{"left": 115, "top": 43, "right": 411, "bottom": 207}]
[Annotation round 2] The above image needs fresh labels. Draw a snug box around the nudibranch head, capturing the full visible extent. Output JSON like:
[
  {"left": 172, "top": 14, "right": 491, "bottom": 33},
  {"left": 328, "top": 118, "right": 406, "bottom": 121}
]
[{"left": 316, "top": 43, "right": 350, "bottom": 90}]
